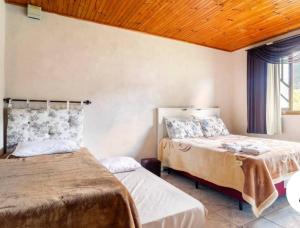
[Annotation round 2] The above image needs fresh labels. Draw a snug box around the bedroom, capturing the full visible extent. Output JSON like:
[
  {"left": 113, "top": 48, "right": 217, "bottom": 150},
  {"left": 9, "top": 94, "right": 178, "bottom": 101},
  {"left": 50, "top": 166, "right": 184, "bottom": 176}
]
[{"left": 0, "top": 0, "right": 300, "bottom": 227}]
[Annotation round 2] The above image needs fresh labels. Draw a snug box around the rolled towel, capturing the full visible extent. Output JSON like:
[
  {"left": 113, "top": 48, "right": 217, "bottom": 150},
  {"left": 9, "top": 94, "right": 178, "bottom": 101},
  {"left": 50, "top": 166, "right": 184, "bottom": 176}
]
[{"left": 241, "top": 144, "right": 271, "bottom": 155}]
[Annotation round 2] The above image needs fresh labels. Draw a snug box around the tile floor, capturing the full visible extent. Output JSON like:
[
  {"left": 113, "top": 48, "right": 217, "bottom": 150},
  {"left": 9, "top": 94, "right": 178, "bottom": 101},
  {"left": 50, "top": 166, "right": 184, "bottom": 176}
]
[{"left": 161, "top": 171, "right": 300, "bottom": 228}]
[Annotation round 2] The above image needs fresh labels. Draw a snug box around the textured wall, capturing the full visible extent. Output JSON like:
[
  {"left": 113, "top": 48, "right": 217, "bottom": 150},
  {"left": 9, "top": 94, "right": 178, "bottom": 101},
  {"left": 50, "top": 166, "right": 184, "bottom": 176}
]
[{"left": 5, "top": 5, "right": 233, "bottom": 159}]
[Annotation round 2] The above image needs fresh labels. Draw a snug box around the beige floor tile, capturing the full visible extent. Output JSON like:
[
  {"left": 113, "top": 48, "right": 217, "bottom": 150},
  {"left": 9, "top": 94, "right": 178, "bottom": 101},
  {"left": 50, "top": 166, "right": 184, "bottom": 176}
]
[
  {"left": 162, "top": 172, "right": 296, "bottom": 228},
  {"left": 242, "top": 218, "right": 282, "bottom": 228},
  {"left": 162, "top": 173, "right": 196, "bottom": 193},
  {"left": 203, "top": 201, "right": 235, "bottom": 214},
  {"left": 205, "top": 212, "right": 237, "bottom": 228},
  {"left": 215, "top": 203, "right": 256, "bottom": 226},
  {"left": 261, "top": 196, "right": 289, "bottom": 216},
  {"left": 189, "top": 188, "right": 237, "bottom": 213},
  {"left": 264, "top": 207, "right": 300, "bottom": 228}
]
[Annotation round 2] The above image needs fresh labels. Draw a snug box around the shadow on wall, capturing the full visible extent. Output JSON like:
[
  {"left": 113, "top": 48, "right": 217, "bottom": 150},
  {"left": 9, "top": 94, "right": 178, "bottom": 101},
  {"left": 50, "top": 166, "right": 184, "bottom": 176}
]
[{"left": 135, "top": 109, "right": 157, "bottom": 161}]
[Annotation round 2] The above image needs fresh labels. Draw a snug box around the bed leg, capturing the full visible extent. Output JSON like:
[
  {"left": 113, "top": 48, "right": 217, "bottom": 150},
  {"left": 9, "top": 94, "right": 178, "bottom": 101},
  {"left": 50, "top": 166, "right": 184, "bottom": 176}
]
[
  {"left": 195, "top": 181, "right": 199, "bottom": 189},
  {"left": 239, "top": 200, "right": 243, "bottom": 211},
  {"left": 163, "top": 167, "right": 171, "bottom": 174}
]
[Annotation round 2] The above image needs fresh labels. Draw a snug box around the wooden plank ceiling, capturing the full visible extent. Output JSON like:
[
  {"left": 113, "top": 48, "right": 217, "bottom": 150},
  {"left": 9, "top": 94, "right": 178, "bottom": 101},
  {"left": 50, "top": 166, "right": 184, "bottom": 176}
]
[{"left": 6, "top": 0, "right": 300, "bottom": 51}]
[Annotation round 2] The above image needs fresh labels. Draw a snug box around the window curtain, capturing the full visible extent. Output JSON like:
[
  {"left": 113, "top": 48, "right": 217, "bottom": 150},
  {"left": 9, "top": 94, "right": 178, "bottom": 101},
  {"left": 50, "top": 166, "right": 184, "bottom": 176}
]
[
  {"left": 248, "top": 35, "right": 300, "bottom": 64},
  {"left": 266, "top": 64, "right": 282, "bottom": 135},
  {"left": 247, "top": 35, "right": 300, "bottom": 134},
  {"left": 247, "top": 54, "right": 267, "bottom": 134}
]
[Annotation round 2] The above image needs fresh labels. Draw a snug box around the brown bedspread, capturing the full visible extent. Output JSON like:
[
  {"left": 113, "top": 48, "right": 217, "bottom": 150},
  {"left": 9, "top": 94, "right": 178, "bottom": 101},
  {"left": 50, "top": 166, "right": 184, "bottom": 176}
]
[
  {"left": 159, "top": 135, "right": 300, "bottom": 217},
  {"left": 237, "top": 137, "right": 300, "bottom": 216},
  {"left": 0, "top": 148, "right": 141, "bottom": 228}
]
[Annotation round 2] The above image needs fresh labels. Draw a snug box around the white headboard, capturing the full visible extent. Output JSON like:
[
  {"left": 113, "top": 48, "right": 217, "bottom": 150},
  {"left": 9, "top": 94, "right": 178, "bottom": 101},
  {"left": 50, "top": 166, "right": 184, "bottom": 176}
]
[{"left": 156, "top": 107, "right": 220, "bottom": 149}]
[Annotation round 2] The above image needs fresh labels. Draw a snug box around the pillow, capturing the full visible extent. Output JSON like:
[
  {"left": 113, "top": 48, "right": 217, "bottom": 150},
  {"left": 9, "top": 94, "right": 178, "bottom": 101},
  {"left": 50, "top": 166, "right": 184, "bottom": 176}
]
[
  {"left": 216, "top": 118, "right": 230, "bottom": 135},
  {"left": 198, "top": 116, "right": 229, "bottom": 137},
  {"left": 68, "top": 108, "right": 84, "bottom": 145},
  {"left": 28, "top": 109, "right": 50, "bottom": 142},
  {"left": 7, "top": 108, "right": 30, "bottom": 148},
  {"left": 12, "top": 139, "right": 80, "bottom": 157},
  {"left": 165, "top": 118, "right": 203, "bottom": 139},
  {"left": 100, "top": 157, "right": 141, "bottom": 174},
  {"left": 185, "top": 119, "right": 204, "bottom": 138},
  {"left": 7, "top": 107, "right": 85, "bottom": 148},
  {"left": 48, "top": 109, "right": 70, "bottom": 140}
]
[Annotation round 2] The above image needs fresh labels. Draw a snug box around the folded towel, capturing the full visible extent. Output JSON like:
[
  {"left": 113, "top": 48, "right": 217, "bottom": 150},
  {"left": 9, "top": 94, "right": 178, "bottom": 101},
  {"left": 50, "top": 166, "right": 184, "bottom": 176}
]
[
  {"left": 241, "top": 144, "right": 271, "bottom": 155},
  {"left": 221, "top": 143, "right": 242, "bottom": 153},
  {"left": 222, "top": 142, "right": 271, "bottom": 155}
]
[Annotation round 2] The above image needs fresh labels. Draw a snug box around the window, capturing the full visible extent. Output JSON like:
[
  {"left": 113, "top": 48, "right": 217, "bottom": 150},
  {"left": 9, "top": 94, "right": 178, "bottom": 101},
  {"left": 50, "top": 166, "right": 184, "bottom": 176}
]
[{"left": 280, "top": 62, "right": 300, "bottom": 113}]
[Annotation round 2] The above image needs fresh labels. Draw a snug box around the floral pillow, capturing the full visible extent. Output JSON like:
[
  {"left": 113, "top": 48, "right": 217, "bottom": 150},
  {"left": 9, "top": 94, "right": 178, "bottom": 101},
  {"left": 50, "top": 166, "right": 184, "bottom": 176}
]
[
  {"left": 68, "top": 108, "right": 84, "bottom": 145},
  {"left": 184, "top": 119, "right": 204, "bottom": 138},
  {"left": 48, "top": 109, "right": 71, "bottom": 140},
  {"left": 7, "top": 109, "right": 30, "bottom": 148},
  {"left": 28, "top": 109, "right": 50, "bottom": 142},
  {"left": 7, "top": 107, "right": 85, "bottom": 147},
  {"left": 216, "top": 118, "right": 230, "bottom": 135},
  {"left": 199, "top": 116, "right": 229, "bottom": 137},
  {"left": 165, "top": 118, "right": 203, "bottom": 139}
]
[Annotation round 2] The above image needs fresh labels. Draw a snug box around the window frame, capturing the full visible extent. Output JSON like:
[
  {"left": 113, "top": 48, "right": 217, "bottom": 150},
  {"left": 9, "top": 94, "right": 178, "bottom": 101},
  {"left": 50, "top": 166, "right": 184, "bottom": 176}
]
[{"left": 281, "top": 62, "right": 300, "bottom": 115}]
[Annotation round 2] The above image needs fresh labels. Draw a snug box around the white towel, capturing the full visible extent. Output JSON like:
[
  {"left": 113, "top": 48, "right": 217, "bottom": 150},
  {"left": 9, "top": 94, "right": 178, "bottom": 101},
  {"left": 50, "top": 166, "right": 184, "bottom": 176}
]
[
  {"left": 221, "top": 143, "right": 242, "bottom": 153},
  {"left": 241, "top": 144, "right": 271, "bottom": 155}
]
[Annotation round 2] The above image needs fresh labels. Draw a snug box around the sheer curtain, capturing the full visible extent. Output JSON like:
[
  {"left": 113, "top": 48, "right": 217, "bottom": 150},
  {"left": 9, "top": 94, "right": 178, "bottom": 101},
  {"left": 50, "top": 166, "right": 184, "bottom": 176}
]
[{"left": 266, "top": 64, "right": 282, "bottom": 135}]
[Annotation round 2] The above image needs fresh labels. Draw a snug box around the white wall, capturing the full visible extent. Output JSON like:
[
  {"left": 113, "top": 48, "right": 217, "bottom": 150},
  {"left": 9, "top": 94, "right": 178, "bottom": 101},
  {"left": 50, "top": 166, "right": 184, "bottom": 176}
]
[
  {"left": 214, "top": 56, "right": 234, "bottom": 131},
  {"left": 0, "top": 1, "right": 5, "bottom": 152},
  {"left": 231, "top": 49, "right": 300, "bottom": 142},
  {"left": 5, "top": 5, "right": 233, "bottom": 159},
  {"left": 231, "top": 49, "right": 248, "bottom": 134}
]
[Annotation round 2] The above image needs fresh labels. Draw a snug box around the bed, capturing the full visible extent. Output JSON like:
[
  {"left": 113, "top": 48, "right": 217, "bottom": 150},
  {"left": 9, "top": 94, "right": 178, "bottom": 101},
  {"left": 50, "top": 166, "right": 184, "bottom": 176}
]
[
  {"left": 0, "top": 148, "right": 140, "bottom": 228},
  {"left": 0, "top": 102, "right": 141, "bottom": 228},
  {"left": 157, "top": 107, "right": 300, "bottom": 217},
  {"left": 114, "top": 166, "right": 207, "bottom": 228}
]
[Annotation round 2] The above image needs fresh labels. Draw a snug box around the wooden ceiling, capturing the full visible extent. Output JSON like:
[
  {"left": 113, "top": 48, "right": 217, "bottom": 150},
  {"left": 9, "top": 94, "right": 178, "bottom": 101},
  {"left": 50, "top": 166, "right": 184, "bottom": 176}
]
[{"left": 6, "top": 0, "right": 300, "bottom": 51}]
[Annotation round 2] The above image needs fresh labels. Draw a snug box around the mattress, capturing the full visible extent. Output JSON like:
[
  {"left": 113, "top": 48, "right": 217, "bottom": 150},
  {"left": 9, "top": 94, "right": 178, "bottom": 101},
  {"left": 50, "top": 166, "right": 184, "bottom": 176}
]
[
  {"left": 115, "top": 167, "right": 206, "bottom": 228},
  {"left": 159, "top": 134, "right": 300, "bottom": 216},
  {"left": 159, "top": 135, "right": 245, "bottom": 192}
]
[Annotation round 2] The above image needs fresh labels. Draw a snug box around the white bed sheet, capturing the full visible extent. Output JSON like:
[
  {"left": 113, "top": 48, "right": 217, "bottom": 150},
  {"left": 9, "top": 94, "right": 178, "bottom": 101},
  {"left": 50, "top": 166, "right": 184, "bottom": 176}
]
[{"left": 114, "top": 167, "right": 206, "bottom": 228}]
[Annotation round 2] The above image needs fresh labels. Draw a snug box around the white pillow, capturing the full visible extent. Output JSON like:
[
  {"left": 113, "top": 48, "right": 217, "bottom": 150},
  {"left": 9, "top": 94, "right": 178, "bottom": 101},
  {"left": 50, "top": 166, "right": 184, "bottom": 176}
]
[
  {"left": 100, "top": 156, "right": 141, "bottom": 174},
  {"left": 12, "top": 139, "right": 80, "bottom": 157}
]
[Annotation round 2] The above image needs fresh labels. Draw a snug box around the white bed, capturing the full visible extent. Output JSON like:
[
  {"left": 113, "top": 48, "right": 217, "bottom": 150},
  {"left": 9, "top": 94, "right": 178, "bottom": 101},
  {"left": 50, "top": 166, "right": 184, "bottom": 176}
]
[
  {"left": 156, "top": 107, "right": 300, "bottom": 217},
  {"left": 114, "top": 167, "right": 207, "bottom": 228}
]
